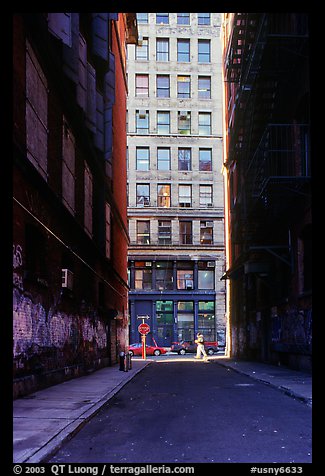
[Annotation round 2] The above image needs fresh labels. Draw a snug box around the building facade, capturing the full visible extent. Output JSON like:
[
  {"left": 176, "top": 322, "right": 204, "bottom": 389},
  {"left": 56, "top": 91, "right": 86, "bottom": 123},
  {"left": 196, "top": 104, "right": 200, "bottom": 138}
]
[
  {"left": 221, "top": 13, "right": 311, "bottom": 370},
  {"left": 13, "top": 13, "right": 137, "bottom": 397},
  {"left": 126, "top": 13, "right": 226, "bottom": 347}
]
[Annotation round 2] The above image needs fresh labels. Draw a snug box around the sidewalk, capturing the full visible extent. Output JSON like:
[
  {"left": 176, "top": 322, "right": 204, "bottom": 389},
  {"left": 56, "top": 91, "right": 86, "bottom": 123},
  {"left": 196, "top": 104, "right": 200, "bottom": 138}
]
[
  {"left": 215, "top": 356, "right": 312, "bottom": 406},
  {"left": 13, "top": 359, "right": 150, "bottom": 464},
  {"left": 13, "top": 355, "right": 312, "bottom": 464}
]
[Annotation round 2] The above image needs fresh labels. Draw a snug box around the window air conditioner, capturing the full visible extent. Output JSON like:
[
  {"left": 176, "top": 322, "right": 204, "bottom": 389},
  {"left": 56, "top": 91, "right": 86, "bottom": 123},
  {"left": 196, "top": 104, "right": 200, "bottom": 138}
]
[
  {"left": 206, "top": 221, "right": 214, "bottom": 227},
  {"left": 139, "top": 111, "right": 147, "bottom": 119},
  {"left": 62, "top": 268, "right": 73, "bottom": 290},
  {"left": 207, "top": 261, "right": 215, "bottom": 268},
  {"left": 179, "top": 113, "right": 189, "bottom": 120}
]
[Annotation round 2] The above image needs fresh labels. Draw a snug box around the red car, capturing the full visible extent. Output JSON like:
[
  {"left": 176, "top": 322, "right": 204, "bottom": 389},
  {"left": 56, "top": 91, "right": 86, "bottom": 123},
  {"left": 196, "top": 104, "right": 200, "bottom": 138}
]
[{"left": 128, "top": 342, "right": 168, "bottom": 356}]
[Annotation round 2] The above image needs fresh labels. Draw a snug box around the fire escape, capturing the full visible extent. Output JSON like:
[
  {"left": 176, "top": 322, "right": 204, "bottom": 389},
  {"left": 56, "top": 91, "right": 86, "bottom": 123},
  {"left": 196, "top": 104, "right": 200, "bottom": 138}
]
[{"left": 225, "top": 13, "right": 310, "bottom": 279}]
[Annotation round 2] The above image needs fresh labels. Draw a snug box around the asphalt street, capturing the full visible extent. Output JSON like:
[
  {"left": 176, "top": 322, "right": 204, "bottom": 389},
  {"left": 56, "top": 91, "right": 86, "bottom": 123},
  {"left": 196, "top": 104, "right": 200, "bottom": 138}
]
[{"left": 48, "top": 357, "right": 312, "bottom": 464}]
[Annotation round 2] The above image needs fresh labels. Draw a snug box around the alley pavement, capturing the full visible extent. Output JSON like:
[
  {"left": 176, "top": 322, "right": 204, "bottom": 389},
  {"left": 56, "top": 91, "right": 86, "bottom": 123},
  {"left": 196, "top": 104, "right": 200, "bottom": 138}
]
[{"left": 13, "top": 354, "right": 312, "bottom": 463}]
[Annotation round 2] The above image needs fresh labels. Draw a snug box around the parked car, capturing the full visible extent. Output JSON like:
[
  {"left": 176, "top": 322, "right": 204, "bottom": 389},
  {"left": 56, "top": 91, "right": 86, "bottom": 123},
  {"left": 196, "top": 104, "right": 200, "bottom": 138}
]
[
  {"left": 128, "top": 342, "right": 168, "bottom": 356},
  {"left": 170, "top": 340, "right": 218, "bottom": 355}
]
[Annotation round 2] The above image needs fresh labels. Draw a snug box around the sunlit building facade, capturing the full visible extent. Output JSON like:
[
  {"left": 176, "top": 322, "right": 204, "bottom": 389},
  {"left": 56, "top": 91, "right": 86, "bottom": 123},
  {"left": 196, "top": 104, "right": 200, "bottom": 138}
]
[{"left": 126, "top": 13, "right": 226, "bottom": 347}]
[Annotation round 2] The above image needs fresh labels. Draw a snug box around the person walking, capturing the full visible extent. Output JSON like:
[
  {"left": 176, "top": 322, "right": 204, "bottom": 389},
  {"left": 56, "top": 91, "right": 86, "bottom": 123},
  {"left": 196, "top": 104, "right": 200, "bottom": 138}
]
[{"left": 194, "top": 332, "right": 209, "bottom": 362}]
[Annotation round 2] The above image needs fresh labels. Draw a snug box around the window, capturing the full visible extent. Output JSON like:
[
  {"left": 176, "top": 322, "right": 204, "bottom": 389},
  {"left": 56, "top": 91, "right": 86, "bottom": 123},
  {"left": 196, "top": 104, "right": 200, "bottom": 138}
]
[
  {"left": 198, "top": 13, "right": 210, "bottom": 25},
  {"left": 84, "top": 162, "right": 93, "bottom": 237},
  {"left": 136, "top": 221, "right": 150, "bottom": 244},
  {"left": 199, "top": 185, "right": 213, "bottom": 206},
  {"left": 136, "top": 147, "right": 150, "bottom": 170},
  {"left": 177, "top": 263, "right": 194, "bottom": 289},
  {"left": 157, "top": 147, "right": 171, "bottom": 170},
  {"left": 136, "top": 37, "right": 149, "bottom": 60},
  {"left": 198, "top": 39, "right": 210, "bottom": 62},
  {"left": 199, "top": 148, "right": 212, "bottom": 171},
  {"left": 136, "top": 110, "right": 149, "bottom": 134},
  {"left": 105, "top": 202, "right": 111, "bottom": 259},
  {"left": 177, "top": 302, "right": 194, "bottom": 341},
  {"left": 178, "top": 148, "right": 191, "bottom": 171},
  {"left": 198, "top": 262, "right": 214, "bottom": 289},
  {"left": 158, "top": 221, "right": 172, "bottom": 245},
  {"left": 177, "top": 75, "right": 191, "bottom": 98},
  {"left": 136, "top": 184, "right": 150, "bottom": 207},
  {"left": 157, "top": 184, "right": 171, "bottom": 207},
  {"left": 177, "top": 13, "right": 190, "bottom": 24},
  {"left": 179, "top": 185, "right": 192, "bottom": 207},
  {"left": 157, "top": 111, "right": 170, "bottom": 134},
  {"left": 156, "top": 13, "right": 169, "bottom": 24},
  {"left": 198, "top": 112, "right": 211, "bottom": 135},
  {"left": 178, "top": 111, "right": 191, "bottom": 135},
  {"left": 200, "top": 221, "right": 213, "bottom": 244},
  {"left": 135, "top": 74, "right": 149, "bottom": 97},
  {"left": 26, "top": 41, "right": 48, "bottom": 180},
  {"left": 179, "top": 221, "right": 192, "bottom": 244},
  {"left": 156, "top": 265, "right": 173, "bottom": 290},
  {"left": 157, "top": 75, "right": 170, "bottom": 98},
  {"left": 156, "top": 38, "right": 169, "bottom": 61},
  {"left": 198, "top": 76, "right": 211, "bottom": 99},
  {"left": 135, "top": 266, "right": 152, "bottom": 289},
  {"left": 156, "top": 300, "right": 174, "bottom": 319},
  {"left": 137, "top": 13, "right": 148, "bottom": 23},
  {"left": 198, "top": 301, "right": 215, "bottom": 340},
  {"left": 62, "top": 118, "right": 75, "bottom": 214},
  {"left": 177, "top": 39, "right": 190, "bottom": 62}
]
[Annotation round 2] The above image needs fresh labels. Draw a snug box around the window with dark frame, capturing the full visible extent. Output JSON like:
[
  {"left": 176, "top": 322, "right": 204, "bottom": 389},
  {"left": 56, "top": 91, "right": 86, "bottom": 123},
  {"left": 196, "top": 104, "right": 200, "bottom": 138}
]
[
  {"left": 157, "top": 147, "right": 171, "bottom": 170},
  {"left": 136, "top": 37, "right": 149, "bottom": 60},
  {"left": 177, "top": 39, "right": 190, "bottom": 62},
  {"left": 136, "top": 184, "right": 150, "bottom": 207},
  {"left": 179, "top": 185, "right": 192, "bottom": 207},
  {"left": 179, "top": 221, "right": 192, "bottom": 244},
  {"left": 177, "top": 75, "right": 191, "bottom": 98},
  {"left": 198, "top": 112, "right": 211, "bottom": 135},
  {"left": 198, "top": 76, "right": 211, "bottom": 99},
  {"left": 157, "top": 111, "right": 170, "bottom": 134},
  {"left": 177, "top": 13, "right": 190, "bottom": 24},
  {"left": 178, "top": 148, "right": 191, "bottom": 171},
  {"left": 199, "top": 148, "right": 212, "bottom": 171},
  {"left": 156, "top": 38, "right": 169, "bottom": 61},
  {"left": 136, "top": 147, "right": 150, "bottom": 170},
  {"left": 158, "top": 221, "right": 172, "bottom": 245},
  {"left": 156, "top": 13, "right": 169, "bottom": 24},
  {"left": 135, "top": 74, "right": 149, "bottom": 97},
  {"left": 157, "top": 75, "right": 170, "bottom": 98},
  {"left": 198, "top": 13, "right": 210, "bottom": 25},
  {"left": 198, "top": 39, "right": 211, "bottom": 62},
  {"left": 136, "top": 110, "right": 149, "bottom": 134},
  {"left": 157, "top": 184, "right": 171, "bottom": 207},
  {"left": 200, "top": 220, "right": 214, "bottom": 244},
  {"left": 178, "top": 111, "right": 191, "bottom": 135},
  {"left": 136, "top": 221, "right": 150, "bottom": 244}
]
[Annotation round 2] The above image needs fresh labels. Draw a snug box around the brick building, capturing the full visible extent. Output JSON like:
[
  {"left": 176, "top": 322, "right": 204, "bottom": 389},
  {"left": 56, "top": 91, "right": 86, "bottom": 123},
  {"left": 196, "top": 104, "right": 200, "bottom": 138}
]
[
  {"left": 221, "top": 13, "right": 311, "bottom": 370},
  {"left": 13, "top": 13, "right": 138, "bottom": 397}
]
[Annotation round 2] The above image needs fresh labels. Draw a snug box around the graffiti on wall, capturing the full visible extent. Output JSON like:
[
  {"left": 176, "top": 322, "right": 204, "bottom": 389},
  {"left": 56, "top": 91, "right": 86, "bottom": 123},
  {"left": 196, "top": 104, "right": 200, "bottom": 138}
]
[
  {"left": 13, "top": 244, "right": 24, "bottom": 290},
  {"left": 271, "top": 306, "right": 312, "bottom": 353},
  {"left": 13, "top": 288, "right": 107, "bottom": 375}
]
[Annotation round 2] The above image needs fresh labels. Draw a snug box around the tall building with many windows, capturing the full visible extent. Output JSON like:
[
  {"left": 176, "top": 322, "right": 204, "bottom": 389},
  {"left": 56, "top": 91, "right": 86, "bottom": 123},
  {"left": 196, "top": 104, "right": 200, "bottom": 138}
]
[{"left": 126, "top": 13, "right": 226, "bottom": 347}]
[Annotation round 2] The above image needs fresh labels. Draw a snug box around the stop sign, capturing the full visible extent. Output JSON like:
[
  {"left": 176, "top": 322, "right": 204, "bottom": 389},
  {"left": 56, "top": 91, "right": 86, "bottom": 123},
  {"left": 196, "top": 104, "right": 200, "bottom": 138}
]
[{"left": 138, "top": 323, "right": 150, "bottom": 335}]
